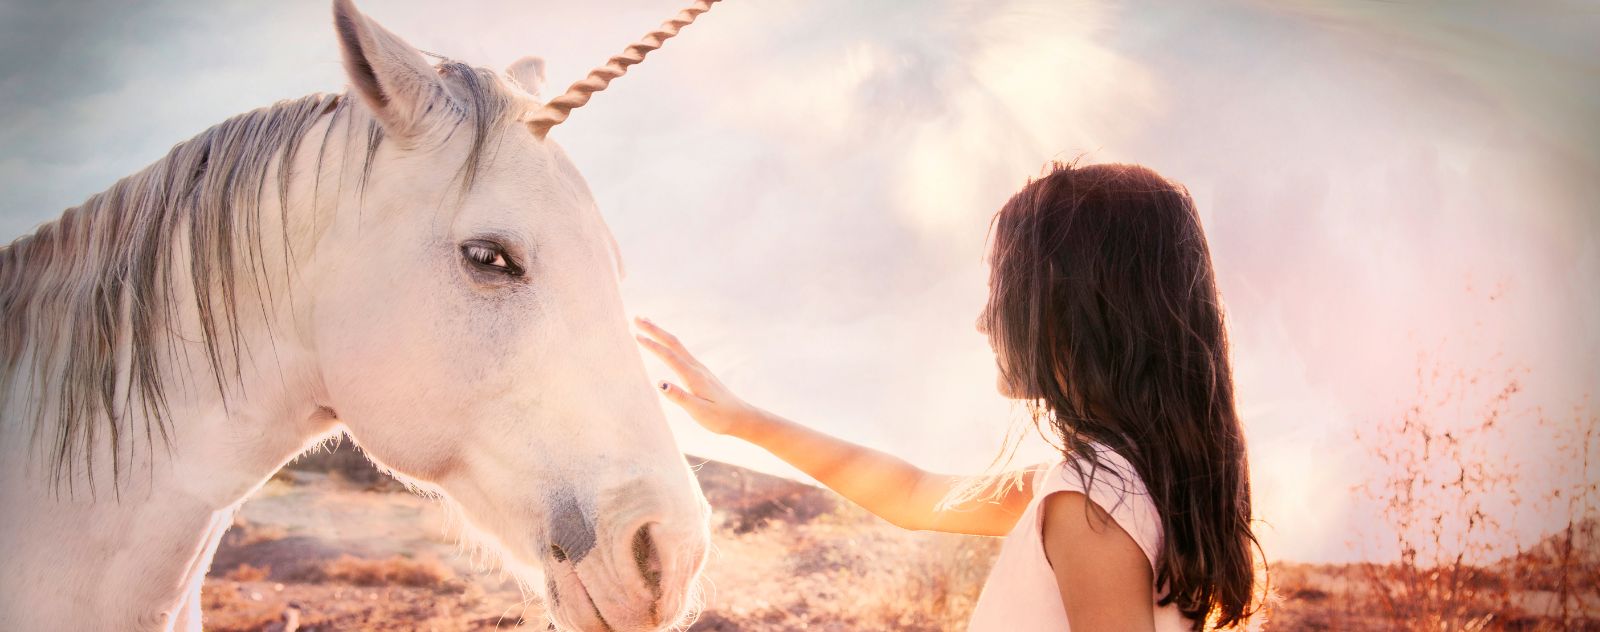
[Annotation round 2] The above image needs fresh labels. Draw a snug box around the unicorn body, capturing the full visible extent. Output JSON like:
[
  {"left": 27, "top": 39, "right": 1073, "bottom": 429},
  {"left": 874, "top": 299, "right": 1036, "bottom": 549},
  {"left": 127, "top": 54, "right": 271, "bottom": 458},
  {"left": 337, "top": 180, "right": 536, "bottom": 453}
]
[{"left": 0, "top": 2, "right": 718, "bottom": 630}]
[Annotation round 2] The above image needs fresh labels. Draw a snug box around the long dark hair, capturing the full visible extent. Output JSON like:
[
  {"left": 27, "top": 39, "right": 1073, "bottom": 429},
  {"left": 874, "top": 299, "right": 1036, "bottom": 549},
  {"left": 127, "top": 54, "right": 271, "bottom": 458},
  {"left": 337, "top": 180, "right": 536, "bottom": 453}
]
[{"left": 984, "top": 160, "right": 1260, "bottom": 628}]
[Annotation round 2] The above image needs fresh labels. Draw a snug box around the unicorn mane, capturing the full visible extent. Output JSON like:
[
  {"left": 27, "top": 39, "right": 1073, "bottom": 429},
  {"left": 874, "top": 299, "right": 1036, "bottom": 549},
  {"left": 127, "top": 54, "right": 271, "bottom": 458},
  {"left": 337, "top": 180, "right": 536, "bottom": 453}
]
[{"left": 0, "top": 61, "right": 515, "bottom": 494}]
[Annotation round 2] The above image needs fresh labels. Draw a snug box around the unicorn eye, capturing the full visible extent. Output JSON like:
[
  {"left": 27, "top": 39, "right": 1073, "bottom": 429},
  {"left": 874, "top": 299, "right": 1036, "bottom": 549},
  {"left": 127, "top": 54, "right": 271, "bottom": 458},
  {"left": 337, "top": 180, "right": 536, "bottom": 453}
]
[{"left": 460, "top": 240, "right": 523, "bottom": 277}]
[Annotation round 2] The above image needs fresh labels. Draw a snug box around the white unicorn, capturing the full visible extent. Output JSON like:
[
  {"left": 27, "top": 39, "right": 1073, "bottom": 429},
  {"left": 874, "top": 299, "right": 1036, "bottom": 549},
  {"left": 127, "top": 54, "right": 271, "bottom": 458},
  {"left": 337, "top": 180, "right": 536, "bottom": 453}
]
[{"left": 0, "top": 1, "right": 724, "bottom": 630}]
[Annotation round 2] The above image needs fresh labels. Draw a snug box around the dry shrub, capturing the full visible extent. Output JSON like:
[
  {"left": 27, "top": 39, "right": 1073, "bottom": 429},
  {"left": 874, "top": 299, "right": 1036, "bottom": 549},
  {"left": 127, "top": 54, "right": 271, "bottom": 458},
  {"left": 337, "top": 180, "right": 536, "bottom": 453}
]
[
  {"left": 1269, "top": 563, "right": 1330, "bottom": 604},
  {"left": 695, "top": 508, "right": 1000, "bottom": 630},
  {"left": 694, "top": 458, "right": 841, "bottom": 534},
  {"left": 222, "top": 562, "right": 271, "bottom": 582},
  {"left": 299, "top": 554, "right": 457, "bottom": 589},
  {"left": 223, "top": 515, "right": 288, "bottom": 548},
  {"left": 1261, "top": 562, "right": 1355, "bottom": 631},
  {"left": 1510, "top": 403, "right": 1600, "bottom": 628},
  {"left": 865, "top": 533, "right": 999, "bottom": 629},
  {"left": 1351, "top": 355, "right": 1600, "bottom": 630}
]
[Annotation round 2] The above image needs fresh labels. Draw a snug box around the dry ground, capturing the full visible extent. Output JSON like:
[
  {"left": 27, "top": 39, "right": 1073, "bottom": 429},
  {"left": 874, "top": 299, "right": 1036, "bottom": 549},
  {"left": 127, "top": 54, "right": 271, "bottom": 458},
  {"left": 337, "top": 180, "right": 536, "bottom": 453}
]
[{"left": 203, "top": 443, "right": 1597, "bottom": 631}]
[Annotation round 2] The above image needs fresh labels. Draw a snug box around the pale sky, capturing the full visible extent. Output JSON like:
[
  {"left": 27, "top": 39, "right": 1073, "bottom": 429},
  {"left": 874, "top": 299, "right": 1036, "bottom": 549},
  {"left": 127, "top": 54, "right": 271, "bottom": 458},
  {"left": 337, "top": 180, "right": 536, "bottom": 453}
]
[{"left": 2, "top": 0, "right": 1596, "bottom": 564}]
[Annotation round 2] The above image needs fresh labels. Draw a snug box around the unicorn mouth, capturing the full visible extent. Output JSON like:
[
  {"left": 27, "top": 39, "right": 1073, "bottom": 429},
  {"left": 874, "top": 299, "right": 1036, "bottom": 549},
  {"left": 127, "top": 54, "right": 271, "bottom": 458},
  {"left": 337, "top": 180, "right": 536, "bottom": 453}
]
[{"left": 548, "top": 567, "right": 616, "bottom": 632}]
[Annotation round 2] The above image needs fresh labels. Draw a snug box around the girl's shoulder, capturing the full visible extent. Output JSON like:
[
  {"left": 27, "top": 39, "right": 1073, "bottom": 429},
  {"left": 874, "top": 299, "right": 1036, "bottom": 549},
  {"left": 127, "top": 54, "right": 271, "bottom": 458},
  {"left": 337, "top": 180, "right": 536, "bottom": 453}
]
[{"left": 1032, "top": 444, "right": 1163, "bottom": 572}]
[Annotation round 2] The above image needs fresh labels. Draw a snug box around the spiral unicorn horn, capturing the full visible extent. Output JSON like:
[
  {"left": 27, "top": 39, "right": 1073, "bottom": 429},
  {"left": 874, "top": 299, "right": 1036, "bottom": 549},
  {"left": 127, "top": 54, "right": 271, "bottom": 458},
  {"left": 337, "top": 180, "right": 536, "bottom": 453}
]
[{"left": 526, "top": 0, "right": 722, "bottom": 137}]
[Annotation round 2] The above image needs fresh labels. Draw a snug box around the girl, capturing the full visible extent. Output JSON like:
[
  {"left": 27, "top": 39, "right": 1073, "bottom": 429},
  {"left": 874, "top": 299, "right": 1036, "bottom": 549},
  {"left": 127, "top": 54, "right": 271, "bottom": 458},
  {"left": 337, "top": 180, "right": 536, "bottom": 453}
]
[{"left": 635, "top": 161, "right": 1260, "bottom": 630}]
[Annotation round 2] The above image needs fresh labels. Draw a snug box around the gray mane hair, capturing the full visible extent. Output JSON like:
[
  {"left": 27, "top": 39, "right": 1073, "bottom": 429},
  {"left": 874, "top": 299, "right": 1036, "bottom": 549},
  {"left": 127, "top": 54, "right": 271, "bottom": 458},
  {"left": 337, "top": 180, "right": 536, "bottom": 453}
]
[{"left": 0, "top": 60, "right": 517, "bottom": 497}]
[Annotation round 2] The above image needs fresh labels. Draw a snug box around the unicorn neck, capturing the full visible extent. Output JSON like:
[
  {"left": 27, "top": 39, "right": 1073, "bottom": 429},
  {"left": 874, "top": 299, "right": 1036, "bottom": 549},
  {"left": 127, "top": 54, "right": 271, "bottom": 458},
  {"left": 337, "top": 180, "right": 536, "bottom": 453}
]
[
  {"left": 0, "top": 92, "right": 366, "bottom": 630},
  {"left": 0, "top": 343, "right": 339, "bottom": 630}
]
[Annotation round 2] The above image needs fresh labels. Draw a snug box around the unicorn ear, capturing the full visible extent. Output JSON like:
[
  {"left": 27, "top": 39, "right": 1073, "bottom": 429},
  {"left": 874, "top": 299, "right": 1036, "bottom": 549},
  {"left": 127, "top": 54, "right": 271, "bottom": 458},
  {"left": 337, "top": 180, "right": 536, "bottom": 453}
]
[
  {"left": 332, "top": 0, "right": 451, "bottom": 137},
  {"left": 506, "top": 56, "right": 547, "bottom": 98}
]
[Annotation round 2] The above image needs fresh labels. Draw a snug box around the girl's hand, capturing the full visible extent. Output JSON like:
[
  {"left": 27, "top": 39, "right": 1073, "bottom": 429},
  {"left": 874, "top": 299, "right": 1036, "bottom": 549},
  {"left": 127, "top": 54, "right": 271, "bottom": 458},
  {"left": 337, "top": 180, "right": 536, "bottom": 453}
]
[{"left": 634, "top": 316, "right": 757, "bottom": 437}]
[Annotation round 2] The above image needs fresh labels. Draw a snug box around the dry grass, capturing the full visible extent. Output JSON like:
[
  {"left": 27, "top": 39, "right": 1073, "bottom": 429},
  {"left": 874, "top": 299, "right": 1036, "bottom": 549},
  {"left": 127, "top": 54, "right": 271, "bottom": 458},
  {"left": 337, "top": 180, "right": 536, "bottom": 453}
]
[
  {"left": 692, "top": 511, "right": 999, "bottom": 630},
  {"left": 297, "top": 554, "right": 458, "bottom": 589},
  {"left": 224, "top": 515, "right": 288, "bottom": 549},
  {"left": 222, "top": 563, "right": 271, "bottom": 583},
  {"left": 203, "top": 381, "right": 1600, "bottom": 631},
  {"left": 203, "top": 579, "right": 518, "bottom": 632},
  {"left": 201, "top": 585, "right": 286, "bottom": 632}
]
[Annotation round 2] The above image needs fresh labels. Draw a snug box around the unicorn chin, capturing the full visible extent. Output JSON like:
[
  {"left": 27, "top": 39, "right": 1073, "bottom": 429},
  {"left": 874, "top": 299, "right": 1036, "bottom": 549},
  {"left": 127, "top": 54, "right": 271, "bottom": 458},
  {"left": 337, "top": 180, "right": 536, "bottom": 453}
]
[{"left": 0, "top": 1, "right": 719, "bottom": 630}]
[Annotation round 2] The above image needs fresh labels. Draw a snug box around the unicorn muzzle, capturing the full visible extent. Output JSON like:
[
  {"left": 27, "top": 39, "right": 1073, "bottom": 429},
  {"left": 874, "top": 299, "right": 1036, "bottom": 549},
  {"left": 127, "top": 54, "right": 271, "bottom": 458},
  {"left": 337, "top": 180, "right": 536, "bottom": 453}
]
[{"left": 542, "top": 491, "right": 710, "bottom": 631}]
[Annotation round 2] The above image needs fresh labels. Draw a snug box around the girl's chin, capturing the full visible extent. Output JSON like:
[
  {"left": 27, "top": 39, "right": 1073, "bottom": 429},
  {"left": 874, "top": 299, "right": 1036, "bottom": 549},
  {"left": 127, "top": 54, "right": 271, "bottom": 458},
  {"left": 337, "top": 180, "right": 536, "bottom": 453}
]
[{"left": 995, "top": 377, "right": 1025, "bottom": 400}]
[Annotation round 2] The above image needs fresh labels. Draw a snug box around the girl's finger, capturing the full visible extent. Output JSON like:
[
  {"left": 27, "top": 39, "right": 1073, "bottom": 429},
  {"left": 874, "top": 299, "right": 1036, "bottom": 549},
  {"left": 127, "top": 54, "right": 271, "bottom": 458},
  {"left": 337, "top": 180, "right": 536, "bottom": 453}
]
[
  {"left": 636, "top": 334, "right": 700, "bottom": 379},
  {"left": 634, "top": 322, "right": 707, "bottom": 369},
  {"left": 658, "top": 381, "right": 714, "bottom": 413},
  {"left": 635, "top": 316, "right": 689, "bottom": 355}
]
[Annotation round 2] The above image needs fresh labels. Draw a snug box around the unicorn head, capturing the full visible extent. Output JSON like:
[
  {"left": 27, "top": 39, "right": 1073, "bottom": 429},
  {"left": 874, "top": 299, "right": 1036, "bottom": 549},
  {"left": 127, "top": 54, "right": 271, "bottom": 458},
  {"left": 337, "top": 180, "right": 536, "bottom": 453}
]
[{"left": 312, "top": 1, "right": 714, "bottom": 628}]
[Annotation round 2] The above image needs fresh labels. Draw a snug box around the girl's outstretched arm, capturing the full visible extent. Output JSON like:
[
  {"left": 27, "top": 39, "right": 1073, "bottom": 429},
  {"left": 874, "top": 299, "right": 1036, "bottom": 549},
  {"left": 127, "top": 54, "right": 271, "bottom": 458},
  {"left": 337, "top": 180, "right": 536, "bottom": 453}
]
[{"left": 635, "top": 317, "right": 1035, "bottom": 537}]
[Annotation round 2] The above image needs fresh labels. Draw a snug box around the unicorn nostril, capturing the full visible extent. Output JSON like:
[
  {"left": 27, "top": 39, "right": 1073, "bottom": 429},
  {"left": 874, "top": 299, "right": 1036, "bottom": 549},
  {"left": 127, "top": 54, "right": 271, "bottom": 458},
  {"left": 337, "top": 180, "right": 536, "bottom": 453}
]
[
  {"left": 631, "top": 523, "right": 662, "bottom": 597},
  {"left": 549, "top": 543, "right": 568, "bottom": 563}
]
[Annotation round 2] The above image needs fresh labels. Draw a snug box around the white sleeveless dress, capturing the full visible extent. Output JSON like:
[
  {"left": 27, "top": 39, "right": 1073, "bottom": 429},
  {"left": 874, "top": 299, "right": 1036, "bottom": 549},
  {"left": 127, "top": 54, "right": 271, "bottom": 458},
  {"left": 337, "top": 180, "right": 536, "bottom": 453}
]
[{"left": 967, "top": 445, "right": 1194, "bottom": 631}]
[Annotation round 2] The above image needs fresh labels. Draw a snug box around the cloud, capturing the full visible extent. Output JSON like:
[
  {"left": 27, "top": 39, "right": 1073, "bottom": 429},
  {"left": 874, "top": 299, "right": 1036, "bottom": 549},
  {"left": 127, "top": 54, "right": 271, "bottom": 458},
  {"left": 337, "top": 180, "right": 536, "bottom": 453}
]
[{"left": 2, "top": 0, "right": 1595, "bottom": 563}]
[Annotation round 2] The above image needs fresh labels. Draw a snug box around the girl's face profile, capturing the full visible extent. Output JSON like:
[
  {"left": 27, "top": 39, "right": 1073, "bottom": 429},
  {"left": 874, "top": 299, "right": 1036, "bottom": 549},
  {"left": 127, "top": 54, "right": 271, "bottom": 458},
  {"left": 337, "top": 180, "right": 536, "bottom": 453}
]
[
  {"left": 977, "top": 307, "right": 1026, "bottom": 400},
  {"left": 979, "top": 257, "right": 1018, "bottom": 400}
]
